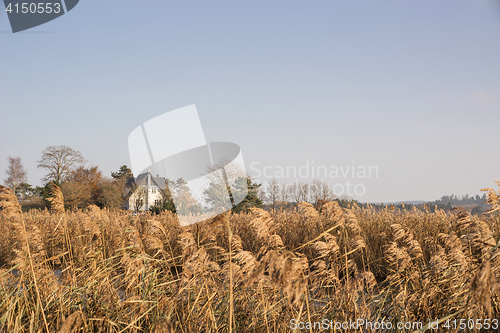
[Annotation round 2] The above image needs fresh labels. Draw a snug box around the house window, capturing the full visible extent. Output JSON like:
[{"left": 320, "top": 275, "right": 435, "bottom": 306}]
[{"left": 152, "top": 188, "right": 156, "bottom": 193}]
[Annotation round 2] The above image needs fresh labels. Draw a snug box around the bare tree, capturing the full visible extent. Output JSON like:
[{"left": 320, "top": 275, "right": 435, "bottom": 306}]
[
  {"left": 317, "top": 180, "right": 335, "bottom": 202},
  {"left": 279, "top": 181, "right": 289, "bottom": 203},
  {"left": 132, "top": 186, "right": 146, "bottom": 212},
  {"left": 298, "top": 181, "right": 310, "bottom": 203},
  {"left": 310, "top": 179, "right": 335, "bottom": 205},
  {"left": 286, "top": 181, "right": 313, "bottom": 203},
  {"left": 37, "top": 145, "right": 86, "bottom": 184},
  {"left": 287, "top": 182, "right": 302, "bottom": 203},
  {"left": 204, "top": 166, "right": 233, "bottom": 211},
  {"left": 309, "top": 180, "right": 320, "bottom": 204},
  {"left": 4, "top": 156, "right": 28, "bottom": 195},
  {"left": 203, "top": 162, "right": 250, "bottom": 213},
  {"left": 267, "top": 179, "right": 280, "bottom": 211},
  {"left": 257, "top": 185, "right": 267, "bottom": 206}
]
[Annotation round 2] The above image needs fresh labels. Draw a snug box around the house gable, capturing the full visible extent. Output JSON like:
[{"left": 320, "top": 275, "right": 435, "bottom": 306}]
[{"left": 124, "top": 172, "right": 168, "bottom": 211}]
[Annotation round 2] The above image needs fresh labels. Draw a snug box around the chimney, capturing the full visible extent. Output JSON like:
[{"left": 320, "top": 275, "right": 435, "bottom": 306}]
[{"left": 146, "top": 168, "right": 151, "bottom": 211}]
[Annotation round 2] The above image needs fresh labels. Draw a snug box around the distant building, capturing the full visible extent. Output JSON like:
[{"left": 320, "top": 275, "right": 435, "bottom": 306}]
[{"left": 124, "top": 171, "right": 166, "bottom": 211}]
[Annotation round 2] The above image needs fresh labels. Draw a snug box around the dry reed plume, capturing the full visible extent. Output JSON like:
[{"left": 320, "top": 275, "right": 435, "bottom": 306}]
[
  {"left": 47, "top": 182, "right": 65, "bottom": 214},
  {"left": 0, "top": 185, "right": 21, "bottom": 218}
]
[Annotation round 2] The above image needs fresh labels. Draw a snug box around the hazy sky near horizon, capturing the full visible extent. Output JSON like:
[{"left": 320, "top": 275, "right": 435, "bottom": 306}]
[{"left": 1, "top": 0, "right": 499, "bottom": 203}]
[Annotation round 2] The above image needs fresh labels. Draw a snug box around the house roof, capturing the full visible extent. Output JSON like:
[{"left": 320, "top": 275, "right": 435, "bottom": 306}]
[{"left": 125, "top": 172, "right": 167, "bottom": 190}]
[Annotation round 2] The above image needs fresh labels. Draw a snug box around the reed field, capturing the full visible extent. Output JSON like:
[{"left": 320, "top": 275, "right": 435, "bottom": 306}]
[{"left": 1, "top": 183, "right": 500, "bottom": 332}]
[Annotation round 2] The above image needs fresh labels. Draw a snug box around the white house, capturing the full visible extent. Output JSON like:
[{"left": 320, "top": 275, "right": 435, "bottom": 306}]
[{"left": 124, "top": 171, "right": 167, "bottom": 211}]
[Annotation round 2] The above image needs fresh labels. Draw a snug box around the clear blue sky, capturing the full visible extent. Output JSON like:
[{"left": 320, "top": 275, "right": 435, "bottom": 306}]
[{"left": 1, "top": 0, "right": 499, "bottom": 202}]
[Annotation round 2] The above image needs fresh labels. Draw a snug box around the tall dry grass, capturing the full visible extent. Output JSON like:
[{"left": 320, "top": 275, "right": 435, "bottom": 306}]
[{"left": 0, "top": 183, "right": 500, "bottom": 332}]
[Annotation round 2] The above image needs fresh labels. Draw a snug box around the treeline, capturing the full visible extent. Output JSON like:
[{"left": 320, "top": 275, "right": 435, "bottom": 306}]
[
  {"left": 4, "top": 145, "right": 265, "bottom": 213},
  {"left": 359, "top": 195, "right": 491, "bottom": 216},
  {"left": 258, "top": 179, "right": 338, "bottom": 210},
  {"left": 14, "top": 167, "right": 129, "bottom": 211},
  {"left": 3, "top": 145, "right": 494, "bottom": 216},
  {"left": 4, "top": 146, "right": 131, "bottom": 211},
  {"left": 431, "top": 193, "right": 487, "bottom": 206},
  {"left": 257, "top": 179, "right": 494, "bottom": 216}
]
